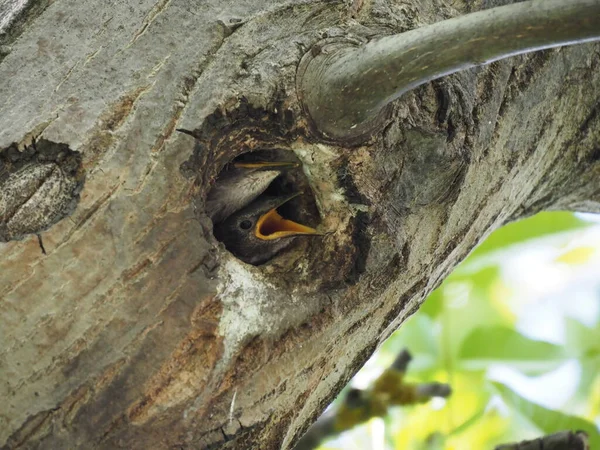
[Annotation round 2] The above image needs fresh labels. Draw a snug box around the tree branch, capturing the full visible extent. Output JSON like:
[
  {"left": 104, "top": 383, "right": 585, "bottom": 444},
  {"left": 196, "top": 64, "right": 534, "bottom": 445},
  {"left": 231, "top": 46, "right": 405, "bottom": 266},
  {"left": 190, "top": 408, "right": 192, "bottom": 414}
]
[
  {"left": 298, "top": 0, "right": 600, "bottom": 141},
  {"left": 495, "top": 430, "right": 590, "bottom": 450},
  {"left": 294, "top": 350, "right": 451, "bottom": 450}
]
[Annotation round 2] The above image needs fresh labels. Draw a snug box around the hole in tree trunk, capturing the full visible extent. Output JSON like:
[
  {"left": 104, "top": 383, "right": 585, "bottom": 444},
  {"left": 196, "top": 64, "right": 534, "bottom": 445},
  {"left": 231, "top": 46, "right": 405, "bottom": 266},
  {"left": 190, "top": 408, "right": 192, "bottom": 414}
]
[{"left": 207, "top": 149, "right": 321, "bottom": 265}]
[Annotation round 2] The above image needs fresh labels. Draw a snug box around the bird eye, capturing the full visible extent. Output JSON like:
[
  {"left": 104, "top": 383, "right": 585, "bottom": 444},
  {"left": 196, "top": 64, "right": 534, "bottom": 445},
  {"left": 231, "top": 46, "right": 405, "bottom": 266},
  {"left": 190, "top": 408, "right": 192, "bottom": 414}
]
[{"left": 239, "top": 220, "right": 252, "bottom": 230}]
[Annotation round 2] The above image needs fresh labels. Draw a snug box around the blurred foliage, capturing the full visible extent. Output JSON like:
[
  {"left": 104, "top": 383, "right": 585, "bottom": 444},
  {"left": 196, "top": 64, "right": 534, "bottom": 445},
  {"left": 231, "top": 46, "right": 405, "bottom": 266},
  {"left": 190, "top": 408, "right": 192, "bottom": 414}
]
[
  {"left": 493, "top": 382, "right": 600, "bottom": 448},
  {"left": 317, "top": 212, "right": 600, "bottom": 450},
  {"left": 467, "top": 212, "right": 589, "bottom": 260}
]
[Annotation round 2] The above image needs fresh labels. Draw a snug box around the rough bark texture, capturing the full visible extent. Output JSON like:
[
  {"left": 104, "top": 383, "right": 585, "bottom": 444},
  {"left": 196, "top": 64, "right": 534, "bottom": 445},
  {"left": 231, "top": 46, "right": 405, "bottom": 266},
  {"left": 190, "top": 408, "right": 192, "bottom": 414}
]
[
  {"left": 495, "top": 430, "right": 590, "bottom": 450},
  {"left": 0, "top": 1, "right": 599, "bottom": 449}
]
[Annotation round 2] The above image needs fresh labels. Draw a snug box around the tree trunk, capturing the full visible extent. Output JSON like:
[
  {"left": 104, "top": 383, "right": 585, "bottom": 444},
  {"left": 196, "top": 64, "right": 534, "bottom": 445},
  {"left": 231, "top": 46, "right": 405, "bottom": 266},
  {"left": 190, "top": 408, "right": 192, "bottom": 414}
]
[{"left": 0, "top": 1, "right": 599, "bottom": 449}]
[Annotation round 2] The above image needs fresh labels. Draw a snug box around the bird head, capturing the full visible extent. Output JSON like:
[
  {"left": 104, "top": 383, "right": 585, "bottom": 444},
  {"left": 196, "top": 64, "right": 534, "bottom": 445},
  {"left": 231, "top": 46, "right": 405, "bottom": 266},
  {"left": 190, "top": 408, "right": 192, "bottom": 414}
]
[
  {"left": 206, "top": 160, "right": 299, "bottom": 224},
  {"left": 214, "top": 192, "right": 320, "bottom": 265}
]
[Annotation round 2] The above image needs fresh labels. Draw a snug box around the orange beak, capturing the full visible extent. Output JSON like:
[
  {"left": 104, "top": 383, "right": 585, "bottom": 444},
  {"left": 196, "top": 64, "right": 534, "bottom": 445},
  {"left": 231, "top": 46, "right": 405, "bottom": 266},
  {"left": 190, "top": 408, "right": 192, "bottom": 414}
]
[
  {"left": 233, "top": 161, "right": 299, "bottom": 170},
  {"left": 254, "top": 193, "right": 319, "bottom": 240}
]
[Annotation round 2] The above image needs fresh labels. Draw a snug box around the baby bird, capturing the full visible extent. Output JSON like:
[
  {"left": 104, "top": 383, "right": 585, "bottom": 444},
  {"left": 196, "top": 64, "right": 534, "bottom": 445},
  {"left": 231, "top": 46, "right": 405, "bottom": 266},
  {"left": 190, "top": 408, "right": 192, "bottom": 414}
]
[
  {"left": 213, "top": 192, "right": 319, "bottom": 265},
  {"left": 205, "top": 160, "right": 298, "bottom": 224}
]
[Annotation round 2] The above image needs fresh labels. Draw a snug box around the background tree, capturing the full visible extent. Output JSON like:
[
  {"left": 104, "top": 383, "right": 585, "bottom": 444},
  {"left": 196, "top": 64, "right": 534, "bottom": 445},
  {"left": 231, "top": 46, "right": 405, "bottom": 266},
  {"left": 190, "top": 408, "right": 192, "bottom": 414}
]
[
  {"left": 310, "top": 212, "right": 600, "bottom": 449},
  {"left": 1, "top": 1, "right": 599, "bottom": 449}
]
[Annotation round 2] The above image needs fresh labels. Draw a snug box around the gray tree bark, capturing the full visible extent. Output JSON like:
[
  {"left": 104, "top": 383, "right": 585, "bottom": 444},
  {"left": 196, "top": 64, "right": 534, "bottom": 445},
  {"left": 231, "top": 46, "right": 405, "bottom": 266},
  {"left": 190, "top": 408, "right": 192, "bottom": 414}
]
[
  {"left": 495, "top": 430, "right": 590, "bottom": 450},
  {"left": 0, "top": 1, "right": 599, "bottom": 449}
]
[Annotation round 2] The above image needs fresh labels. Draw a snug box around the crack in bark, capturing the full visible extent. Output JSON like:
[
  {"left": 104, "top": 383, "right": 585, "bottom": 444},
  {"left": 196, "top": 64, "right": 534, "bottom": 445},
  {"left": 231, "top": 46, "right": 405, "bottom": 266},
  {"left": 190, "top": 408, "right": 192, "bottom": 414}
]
[
  {"left": 81, "top": 46, "right": 103, "bottom": 68},
  {"left": 83, "top": 84, "right": 155, "bottom": 169},
  {"left": 3, "top": 406, "right": 61, "bottom": 449},
  {"left": 127, "top": 0, "right": 174, "bottom": 47},
  {"left": 52, "top": 180, "right": 122, "bottom": 250},
  {"left": 53, "top": 60, "right": 80, "bottom": 93},
  {"left": 130, "top": 28, "right": 233, "bottom": 194}
]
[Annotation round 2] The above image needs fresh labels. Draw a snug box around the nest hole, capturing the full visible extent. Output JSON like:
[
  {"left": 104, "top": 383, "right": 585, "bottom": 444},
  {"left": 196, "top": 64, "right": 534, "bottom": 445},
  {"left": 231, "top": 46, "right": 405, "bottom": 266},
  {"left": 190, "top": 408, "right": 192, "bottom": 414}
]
[{"left": 206, "top": 149, "right": 321, "bottom": 265}]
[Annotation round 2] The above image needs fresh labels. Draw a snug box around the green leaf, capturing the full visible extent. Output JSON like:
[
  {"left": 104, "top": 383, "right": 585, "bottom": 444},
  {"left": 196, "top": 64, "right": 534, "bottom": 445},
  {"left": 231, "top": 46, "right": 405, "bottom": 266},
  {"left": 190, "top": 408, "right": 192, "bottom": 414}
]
[
  {"left": 420, "top": 288, "right": 443, "bottom": 318},
  {"left": 379, "top": 315, "right": 440, "bottom": 374},
  {"left": 449, "top": 266, "right": 501, "bottom": 292},
  {"left": 564, "top": 318, "right": 600, "bottom": 358},
  {"left": 447, "top": 406, "right": 488, "bottom": 437},
  {"left": 493, "top": 382, "right": 600, "bottom": 448},
  {"left": 459, "top": 326, "right": 566, "bottom": 373},
  {"left": 564, "top": 318, "right": 600, "bottom": 402},
  {"left": 468, "top": 212, "right": 589, "bottom": 260}
]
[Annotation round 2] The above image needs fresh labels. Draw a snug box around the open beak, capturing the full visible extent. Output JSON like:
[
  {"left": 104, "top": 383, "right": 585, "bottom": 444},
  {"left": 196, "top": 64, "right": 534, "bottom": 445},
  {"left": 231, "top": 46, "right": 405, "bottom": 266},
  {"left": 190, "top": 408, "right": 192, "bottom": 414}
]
[
  {"left": 234, "top": 160, "right": 299, "bottom": 170},
  {"left": 254, "top": 193, "right": 320, "bottom": 241}
]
